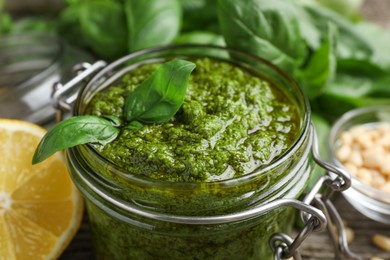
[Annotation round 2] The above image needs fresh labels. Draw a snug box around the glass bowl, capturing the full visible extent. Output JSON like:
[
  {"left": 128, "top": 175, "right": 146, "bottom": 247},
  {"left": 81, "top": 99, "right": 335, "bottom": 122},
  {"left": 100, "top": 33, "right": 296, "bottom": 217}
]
[{"left": 328, "top": 105, "right": 390, "bottom": 224}]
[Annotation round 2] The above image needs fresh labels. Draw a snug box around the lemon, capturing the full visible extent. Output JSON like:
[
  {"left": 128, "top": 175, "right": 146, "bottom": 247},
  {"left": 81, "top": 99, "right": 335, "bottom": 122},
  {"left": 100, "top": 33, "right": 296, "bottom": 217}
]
[{"left": 0, "top": 119, "right": 83, "bottom": 259}]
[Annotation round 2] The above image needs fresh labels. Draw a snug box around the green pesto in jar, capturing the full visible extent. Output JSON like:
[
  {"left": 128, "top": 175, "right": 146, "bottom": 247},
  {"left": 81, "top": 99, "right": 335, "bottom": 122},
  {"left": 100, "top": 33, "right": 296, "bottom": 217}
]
[
  {"left": 85, "top": 57, "right": 300, "bottom": 182},
  {"left": 72, "top": 55, "right": 311, "bottom": 260}
]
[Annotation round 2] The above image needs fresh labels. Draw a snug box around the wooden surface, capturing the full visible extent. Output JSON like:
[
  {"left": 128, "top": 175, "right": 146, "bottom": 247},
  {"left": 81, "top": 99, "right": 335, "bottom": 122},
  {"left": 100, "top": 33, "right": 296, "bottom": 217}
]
[{"left": 60, "top": 1, "right": 390, "bottom": 259}]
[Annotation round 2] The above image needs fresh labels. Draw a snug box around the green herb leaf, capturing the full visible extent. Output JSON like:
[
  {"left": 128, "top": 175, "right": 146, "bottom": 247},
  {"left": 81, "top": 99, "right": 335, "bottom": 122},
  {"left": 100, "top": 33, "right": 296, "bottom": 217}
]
[
  {"left": 294, "top": 23, "right": 337, "bottom": 99},
  {"left": 218, "top": 0, "right": 321, "bottom": 72},
  {"left": 302, "top": 2, "right": 372, "bottom": 61},
  {"left": 32, "top": 115, "right": 119, "bottom": 164},
  {"left": 124, "top": 59, "right": 196, "bottom": 123},
  {"left": 354, "top": 22, "right": 390, "bottom": 72},
  {"left": 79, "top": 1, "right": 128, "bottom": 59},
  {"left": 124, "top": 0, "right": 181, "bottom": 52},
  {"left": 126, "top": 120, "right": 144, "bottom": 130}
]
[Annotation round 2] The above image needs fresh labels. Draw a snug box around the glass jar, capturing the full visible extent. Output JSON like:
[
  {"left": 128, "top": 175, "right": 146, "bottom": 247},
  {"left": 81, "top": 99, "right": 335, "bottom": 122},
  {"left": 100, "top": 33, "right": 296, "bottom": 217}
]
[
  {"left": 0, "top": 33, "right": 92, "bottom": 124},
  {"left": 65, "top": 45, "right": 315, "bottom": 259}
]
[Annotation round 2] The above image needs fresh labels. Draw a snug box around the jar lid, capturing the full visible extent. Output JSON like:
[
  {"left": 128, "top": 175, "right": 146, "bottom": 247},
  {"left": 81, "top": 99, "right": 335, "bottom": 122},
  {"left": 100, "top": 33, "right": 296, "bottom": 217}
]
[{"left": 0, "top": 33, "right": 93, "bottom": 124}]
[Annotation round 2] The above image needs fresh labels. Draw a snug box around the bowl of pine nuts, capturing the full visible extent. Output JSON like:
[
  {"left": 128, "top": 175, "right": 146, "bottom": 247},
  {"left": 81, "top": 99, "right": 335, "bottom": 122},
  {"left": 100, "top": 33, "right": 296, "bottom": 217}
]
[{"left": 328, "top": 105, "right": 390, "bottom": 224}]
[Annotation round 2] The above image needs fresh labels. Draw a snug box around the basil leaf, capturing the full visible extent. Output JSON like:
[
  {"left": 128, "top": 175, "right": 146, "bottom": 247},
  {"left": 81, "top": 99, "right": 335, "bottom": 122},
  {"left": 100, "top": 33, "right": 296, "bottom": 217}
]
[
  {"left": 294, "top": 23, "right": 337, "bottom": 99},
  {"left": 124, "top": 59, "right": 196, "bottom": 123},
  {"left": 354, "top": 22, "right": 390, "bottom": 72},
  {"left": 32, "top": 116, "right": 119, "bottom": 164},
  {"left": 79, "top": 1, "right": 128, "bottom": 59},
  {"left": 126, "top": 121, "right": 144, "bottom": 130},
  {"left": 308, "top": 0, "right": 364, "bottom": 21},
  {"left": 302, "top": 3, "right": 372, "bottom": 61},
  {"left": 218, "top": 0, "right": 321, "bottom": 72},
  {"left": 124, "top": 0, "right": 181, "bottom": 52}
]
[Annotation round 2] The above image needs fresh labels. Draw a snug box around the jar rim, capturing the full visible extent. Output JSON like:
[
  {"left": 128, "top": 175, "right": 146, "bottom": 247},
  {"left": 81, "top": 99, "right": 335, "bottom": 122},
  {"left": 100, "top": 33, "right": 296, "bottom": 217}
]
[{"left": 73, "top": 44, "right": 311, "bottom": 188}]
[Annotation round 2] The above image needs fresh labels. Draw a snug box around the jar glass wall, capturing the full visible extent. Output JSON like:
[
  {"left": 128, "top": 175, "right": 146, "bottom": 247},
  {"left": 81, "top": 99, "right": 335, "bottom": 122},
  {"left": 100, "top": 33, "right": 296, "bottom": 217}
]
[{"left": 66, "top": 45, "right": 313, "bottom": 259}]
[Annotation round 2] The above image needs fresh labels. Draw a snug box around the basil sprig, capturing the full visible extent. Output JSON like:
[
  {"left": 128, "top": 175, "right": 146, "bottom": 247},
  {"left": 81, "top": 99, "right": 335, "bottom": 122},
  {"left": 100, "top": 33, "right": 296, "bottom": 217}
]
[
  {"left": 32, "top": 59, "right": 196, "bottom": 164},
  {"left": 32, "top": 116, "right": 120, "bottom": 164},
  {"left": 125, "top": 59, "right": 196, "bottom": 123}
]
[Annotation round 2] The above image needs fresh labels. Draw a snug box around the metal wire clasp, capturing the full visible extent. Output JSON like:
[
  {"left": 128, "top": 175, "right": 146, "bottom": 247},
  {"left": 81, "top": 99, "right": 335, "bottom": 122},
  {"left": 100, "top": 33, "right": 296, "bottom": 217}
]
[
  {"left": 309, "top": 124, "right": 361, "bottom": 260},
  {"left": 270, "top": 124, "right": 360, "bottom": 260},
  {"left": 51, "top": 61, "right": 107, "bottom": 122}
]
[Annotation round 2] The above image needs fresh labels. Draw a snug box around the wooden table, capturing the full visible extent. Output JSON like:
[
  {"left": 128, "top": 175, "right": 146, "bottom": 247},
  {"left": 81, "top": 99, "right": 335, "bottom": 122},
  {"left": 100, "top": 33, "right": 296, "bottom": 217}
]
[{"left": 60, "top": 1, "right": 390, "bottom": 259}]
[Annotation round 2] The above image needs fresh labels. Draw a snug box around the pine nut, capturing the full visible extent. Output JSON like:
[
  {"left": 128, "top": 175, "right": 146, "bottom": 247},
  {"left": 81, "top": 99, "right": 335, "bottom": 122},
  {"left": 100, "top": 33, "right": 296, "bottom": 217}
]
[
  {"left": 372, "top": 234, "right": 390, "bottom": 251},
  {"left": 336, "top": 122, "right": 390, "bottom": 192},
  {"left": 344, "top": 163, "right": 358, "bottom": 176},
  {"left": 348, "top": 150, "right": 363, "bottom": 167},
  {"left": 371, "top": 170, "right": 386, "bottom": 189},
  {"left": 345, "top": 227, "right": 354, "bottom": 244},
  {"left": 370, "top": 257, "right": 384, "bottom": 260},
  {"left": 340, "top": 132, "right": 353, "bottom": 145},
  {"left": 380, "top": 183, "right": 390, "bottom": 193},
  {"left": 362, "top": 147, "right": 385, "bottom": 168},
  {"left": 355, "top": 168, "right": 372, "bottom": 185},
  {"left": 356, "top": 133, "right": 374, "bottom": 149},
  {"left": 336, "top": 145, "right": 351, "bottom": 162}
]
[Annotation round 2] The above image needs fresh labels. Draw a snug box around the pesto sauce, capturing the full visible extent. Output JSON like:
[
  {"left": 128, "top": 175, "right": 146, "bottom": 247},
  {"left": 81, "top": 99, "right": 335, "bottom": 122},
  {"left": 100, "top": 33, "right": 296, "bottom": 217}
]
[{"left": 85, "top": 58, "right": 300, "bottom": 182}]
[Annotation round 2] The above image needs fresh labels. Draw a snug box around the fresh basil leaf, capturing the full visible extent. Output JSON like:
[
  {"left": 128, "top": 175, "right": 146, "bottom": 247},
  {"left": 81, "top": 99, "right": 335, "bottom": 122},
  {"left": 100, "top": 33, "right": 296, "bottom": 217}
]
[
  {"left": 302, "top": 2, "right": 372, "bottom": 61},
  {"left": 315, "top": 91, "right": 390, "bottom": 122},
  {"left": 32, "top": 116, "right": 119, "bottom": 164},
  {"left": 124, "top": 0, "right": 181, "bottom": 52},
  {"left": 126, "top": 120, "right": 144, "bottom": 130},
  {"left": 124, "top": 59, "right": 196, "bottom": 123},
  {"left": 325, "top": 72, "right": 373, "bottom": 98},
  {"left": 354, "top": 22, "right": 390, "bottom": 72},
  {"left": 57, "top": 4, "right": 89, "bottom": 49},
  {"left": 294, "top": 23, "right": 337, "bottom": 99},
  {"left": 313, "top": 68, "right": 390, "bottom": 121},
  {"left": 79, "top": 1, "right": 128, "bottom": 59},
  {"left": 218, "top": 0, "right": 321, "bottom": 72},
  {"left": 303, "top": 0, "right": 364, "bottom": 21},
  {"left": 324, "top": 70, "right": 390, "bottom": 99}
]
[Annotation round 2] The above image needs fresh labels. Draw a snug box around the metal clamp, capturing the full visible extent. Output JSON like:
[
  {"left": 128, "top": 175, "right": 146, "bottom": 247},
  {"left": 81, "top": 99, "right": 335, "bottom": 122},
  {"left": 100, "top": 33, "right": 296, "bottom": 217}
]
[
  {"left": 309, "top": 124, "right": 360, "bottom": 259},
  {"left": 269, "top": 123, "right": 358, "bottom": 260},
  {"left": 51, "top": 60, "right": 107, "bottom": 122}
]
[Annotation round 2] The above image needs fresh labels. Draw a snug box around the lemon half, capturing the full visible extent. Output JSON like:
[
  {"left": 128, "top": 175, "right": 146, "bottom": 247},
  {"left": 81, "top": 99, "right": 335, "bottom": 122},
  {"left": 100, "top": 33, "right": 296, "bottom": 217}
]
[{"left": 0, "top": 119, "right": 83, "bottom": 259}]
